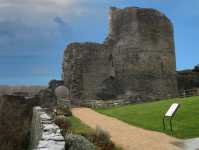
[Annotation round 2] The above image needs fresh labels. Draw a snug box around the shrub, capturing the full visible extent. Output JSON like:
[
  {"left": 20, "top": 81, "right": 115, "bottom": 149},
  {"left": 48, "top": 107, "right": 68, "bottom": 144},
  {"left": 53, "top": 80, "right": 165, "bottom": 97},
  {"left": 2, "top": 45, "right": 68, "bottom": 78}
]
[
  {"left": 56, "top": 105, "right": 62, "bottom": 110},
  {"left": 65, "top": 133, "right": 95, "bottom": 150},
  {"left": 62, "top": 107, "right": 68, "bottom": 113},
  {"left": 93, "top": 125, "right": 113, "bottom": 146},
  {"left": 54, "top": 117, "right": 71, "bottom": 130},
  {"left": 67, "top": 110, "right": 71, "bottom": 113},
  {"left": 54, "top": 117, "right": 76, "bottom": 135}
]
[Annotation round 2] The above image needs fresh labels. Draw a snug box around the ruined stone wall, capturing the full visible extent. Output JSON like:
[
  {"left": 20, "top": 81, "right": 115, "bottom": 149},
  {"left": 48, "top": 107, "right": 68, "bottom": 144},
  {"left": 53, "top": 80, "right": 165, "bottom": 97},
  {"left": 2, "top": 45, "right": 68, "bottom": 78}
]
[
  {"left": 62, "top": 6, "right": 179, "bottom": 101},
  {"left": 11, "top": 91, "right": 29, "bottom": 98},
  {"left": 48, "top": 79, "right": 64, "bottom": 93},
  {"left": 177, "top": 70, "right": 199, "bottom": 91},
  {"left": 63, "top": 42, "right": 113, "bottom": 99},
  {"left": 37, "top": 89, "right": 57, "bottom": 108}
]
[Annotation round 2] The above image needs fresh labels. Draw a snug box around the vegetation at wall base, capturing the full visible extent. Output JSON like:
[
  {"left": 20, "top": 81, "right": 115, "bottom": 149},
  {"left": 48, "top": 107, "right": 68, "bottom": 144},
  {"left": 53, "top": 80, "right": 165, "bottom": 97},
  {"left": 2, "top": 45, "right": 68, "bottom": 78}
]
[
  {"left": 0, "top": 96, "right": 33, "bottom": 150},
  {"left": 92, "top": 96, "right": 199, "bottom": 139},
  {"left": 44, "top": 106, "right": 124, "bottom": 149},
  {"left": 65, "top": 116, "right": 125, "bottom": 150}
]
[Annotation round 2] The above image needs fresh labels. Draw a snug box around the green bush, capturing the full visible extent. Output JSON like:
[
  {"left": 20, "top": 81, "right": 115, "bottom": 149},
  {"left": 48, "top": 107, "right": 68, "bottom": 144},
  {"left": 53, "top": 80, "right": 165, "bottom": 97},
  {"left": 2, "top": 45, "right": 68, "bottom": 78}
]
[
  {"left": 56, "top": 105, "right": 62, "bottom": 110},
  {"left": 65, "top": 133, "right": 95, "bottom": 150},
  {"left": 67, "top": 110, "right": 71, "bottom": 113}
]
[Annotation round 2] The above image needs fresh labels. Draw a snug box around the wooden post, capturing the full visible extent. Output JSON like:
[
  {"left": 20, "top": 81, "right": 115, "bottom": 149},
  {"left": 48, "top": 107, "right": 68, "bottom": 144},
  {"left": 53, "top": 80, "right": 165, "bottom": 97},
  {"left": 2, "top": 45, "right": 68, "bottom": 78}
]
[
  {"left": 94, "top": 101, "right": 95, "bottom": 108},
  {"left": 101, "top": 100, "right": 103, "bottom": 109},
  {"left": 138, "top": 97, "right": 140, "bottom": 104},
  {"left": 183, "top": 91, "right": 186, "bottom": 97},
  {"left": 121, "top": 100, "right": 123, "bottom": 106}
]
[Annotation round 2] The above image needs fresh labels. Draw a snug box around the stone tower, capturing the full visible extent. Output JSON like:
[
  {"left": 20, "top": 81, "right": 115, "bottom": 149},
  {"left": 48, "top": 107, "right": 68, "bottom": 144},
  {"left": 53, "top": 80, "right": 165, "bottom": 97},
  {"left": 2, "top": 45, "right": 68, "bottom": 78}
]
[{"left": 62, "top": 6, "right": 179, "bottom": 102}]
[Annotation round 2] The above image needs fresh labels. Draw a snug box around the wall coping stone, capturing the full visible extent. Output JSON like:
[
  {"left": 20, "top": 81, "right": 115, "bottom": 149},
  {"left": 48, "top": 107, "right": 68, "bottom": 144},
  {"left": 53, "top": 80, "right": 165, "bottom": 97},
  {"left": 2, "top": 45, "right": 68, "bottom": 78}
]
[{"left": 31, "top": 106, "right": 65, "bottom": 150}]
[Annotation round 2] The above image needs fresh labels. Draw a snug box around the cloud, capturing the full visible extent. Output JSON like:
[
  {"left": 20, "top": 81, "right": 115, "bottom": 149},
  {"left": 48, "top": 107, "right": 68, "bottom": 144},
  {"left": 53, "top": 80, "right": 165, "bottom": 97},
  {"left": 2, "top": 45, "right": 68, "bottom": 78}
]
[
  {"left": 26, "top": 65, "right": 52, "bottom": 74},
  {"left": 54, "top": 17, "right": 72, "bottom": 35},
  {"left": 0, "top": 0, "right": 108, "bottom": 27},
  {"left": 0, "top": 18, "right": 53, "bottom": 47}
]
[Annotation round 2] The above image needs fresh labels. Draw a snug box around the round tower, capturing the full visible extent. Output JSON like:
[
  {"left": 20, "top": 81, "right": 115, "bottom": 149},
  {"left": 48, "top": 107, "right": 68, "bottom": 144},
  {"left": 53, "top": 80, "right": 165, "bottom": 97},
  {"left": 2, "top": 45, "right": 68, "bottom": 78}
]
[{"left": 108, "top": 6, "right": 178, "bottom": 101}]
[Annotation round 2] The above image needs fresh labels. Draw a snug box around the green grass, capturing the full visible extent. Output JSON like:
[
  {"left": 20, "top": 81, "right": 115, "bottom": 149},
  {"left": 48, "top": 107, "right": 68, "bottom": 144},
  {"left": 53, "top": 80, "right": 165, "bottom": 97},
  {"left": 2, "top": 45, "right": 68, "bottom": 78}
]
[
  {"left": 66, "top": 116, "right": 94, "bottom": 134},
  {"left": 66, "top": 116, "right": 125, "bottom": 150},
  {"left": 92, "top": 96, "right": 199, "bottom": 139}
]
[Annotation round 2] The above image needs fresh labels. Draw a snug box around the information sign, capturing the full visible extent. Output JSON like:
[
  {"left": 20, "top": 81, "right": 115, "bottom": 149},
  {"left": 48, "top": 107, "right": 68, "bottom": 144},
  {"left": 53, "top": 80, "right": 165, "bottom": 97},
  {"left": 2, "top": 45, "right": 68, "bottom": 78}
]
[
  {"left": 165, "top": 103, "right": 179, "bottom": 117},
  {"left": 163, "top": 103, "right": 180, "bottom": 131}
]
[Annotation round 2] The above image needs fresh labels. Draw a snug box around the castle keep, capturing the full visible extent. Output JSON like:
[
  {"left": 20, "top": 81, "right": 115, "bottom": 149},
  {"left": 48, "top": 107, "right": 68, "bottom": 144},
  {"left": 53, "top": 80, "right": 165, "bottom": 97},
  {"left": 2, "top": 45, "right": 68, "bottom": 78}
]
[{"left": 61, "top": 6, "right": 179, "bottom": 101}]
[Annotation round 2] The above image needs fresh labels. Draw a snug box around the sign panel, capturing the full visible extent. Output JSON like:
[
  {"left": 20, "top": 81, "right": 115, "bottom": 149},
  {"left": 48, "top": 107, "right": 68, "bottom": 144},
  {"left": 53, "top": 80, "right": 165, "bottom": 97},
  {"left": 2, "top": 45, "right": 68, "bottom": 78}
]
[
  {"left": 165, "top": 103, "right": 180, "bottom": 117},
  {"left": 163, "top": 103, "right": 180, "bottom": 131}
]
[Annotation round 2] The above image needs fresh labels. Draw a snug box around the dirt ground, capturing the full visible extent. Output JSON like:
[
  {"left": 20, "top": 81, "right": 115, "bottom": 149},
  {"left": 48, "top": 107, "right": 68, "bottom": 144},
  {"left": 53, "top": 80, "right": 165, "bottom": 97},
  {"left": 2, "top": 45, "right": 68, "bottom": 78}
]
[{"left": 71, "top": 108, "right": 184, "bottom": 150}]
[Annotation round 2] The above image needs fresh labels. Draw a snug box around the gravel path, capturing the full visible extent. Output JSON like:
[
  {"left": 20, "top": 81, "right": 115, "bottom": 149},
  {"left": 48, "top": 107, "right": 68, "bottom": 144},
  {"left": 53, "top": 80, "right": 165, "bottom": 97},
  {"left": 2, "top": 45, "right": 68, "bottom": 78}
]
[{"left": 71, "top": 108, "right": 183, "bottom": 150}]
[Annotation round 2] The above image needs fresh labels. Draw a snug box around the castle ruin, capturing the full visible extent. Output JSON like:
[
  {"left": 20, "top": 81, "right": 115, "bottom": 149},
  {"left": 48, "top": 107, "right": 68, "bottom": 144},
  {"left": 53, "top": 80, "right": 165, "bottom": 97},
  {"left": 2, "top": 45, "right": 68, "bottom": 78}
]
[{"left": 60, "top": 6, "right": 179, "bottom": 102}]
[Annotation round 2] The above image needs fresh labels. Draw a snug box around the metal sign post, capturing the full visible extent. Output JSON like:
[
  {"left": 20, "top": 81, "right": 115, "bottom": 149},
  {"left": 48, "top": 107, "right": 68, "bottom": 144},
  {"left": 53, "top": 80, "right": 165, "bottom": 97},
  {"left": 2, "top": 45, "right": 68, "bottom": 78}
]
[{"left": 163, "top": 103, "right": 180, "bottom": 131}]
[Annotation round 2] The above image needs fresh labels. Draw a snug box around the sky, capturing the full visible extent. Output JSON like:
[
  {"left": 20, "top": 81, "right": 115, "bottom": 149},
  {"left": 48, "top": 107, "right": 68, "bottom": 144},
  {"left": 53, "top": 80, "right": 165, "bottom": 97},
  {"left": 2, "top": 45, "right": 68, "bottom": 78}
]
[{"left": 0, "top": 0, "right": 198, "bottom": 86}]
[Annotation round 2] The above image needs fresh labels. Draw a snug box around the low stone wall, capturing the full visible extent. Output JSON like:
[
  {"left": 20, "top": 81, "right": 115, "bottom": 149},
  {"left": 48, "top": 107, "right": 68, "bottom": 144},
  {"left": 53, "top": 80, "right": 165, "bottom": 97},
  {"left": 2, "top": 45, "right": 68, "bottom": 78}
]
[
  {"left": 57, "top": 99, "right": 70, "bottom": 107},
  {"left": 30, "top": 106, "right": 65, "bottom": 150},
  {"left": 71, "top": 99, "right": 149, "bottom": 108},
  {"left": 177, "top": 70, "right": 199, "bottom": 91}
]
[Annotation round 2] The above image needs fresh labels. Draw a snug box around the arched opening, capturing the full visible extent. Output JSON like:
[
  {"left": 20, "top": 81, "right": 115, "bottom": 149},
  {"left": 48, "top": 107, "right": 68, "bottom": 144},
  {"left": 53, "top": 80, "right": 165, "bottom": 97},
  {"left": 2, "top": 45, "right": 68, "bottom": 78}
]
[{"left": 55, "top": 86, "right": 70, "bottom": 100}]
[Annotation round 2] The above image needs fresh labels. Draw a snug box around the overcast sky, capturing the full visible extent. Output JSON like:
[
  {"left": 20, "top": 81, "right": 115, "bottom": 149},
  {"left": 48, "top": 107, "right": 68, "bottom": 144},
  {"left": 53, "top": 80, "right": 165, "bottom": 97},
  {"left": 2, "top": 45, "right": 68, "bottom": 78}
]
[{"left": 0, "top": 0, "right": 198, "bottom": 85}]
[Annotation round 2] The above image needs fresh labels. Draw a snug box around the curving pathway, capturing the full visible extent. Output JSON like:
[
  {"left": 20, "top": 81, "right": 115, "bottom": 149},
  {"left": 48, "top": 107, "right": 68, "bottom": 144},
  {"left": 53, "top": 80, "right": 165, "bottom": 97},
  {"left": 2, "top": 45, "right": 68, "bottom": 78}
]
[{"left": 71, "top": 108, "right": 183, "bottom": 150}]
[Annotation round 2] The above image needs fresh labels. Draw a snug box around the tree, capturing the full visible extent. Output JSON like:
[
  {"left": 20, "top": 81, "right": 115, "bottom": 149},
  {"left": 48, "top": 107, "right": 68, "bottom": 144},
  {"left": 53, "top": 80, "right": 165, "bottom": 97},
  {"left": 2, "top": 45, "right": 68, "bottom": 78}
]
[{"left": 0, "top": 85, "right": 10, "bottom": 94}]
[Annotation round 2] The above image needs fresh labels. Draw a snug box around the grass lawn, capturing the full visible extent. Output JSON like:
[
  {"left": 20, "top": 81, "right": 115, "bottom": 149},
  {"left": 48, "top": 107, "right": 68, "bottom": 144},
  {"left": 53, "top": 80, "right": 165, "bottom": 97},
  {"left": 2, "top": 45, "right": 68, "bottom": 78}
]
[
  {"left": 66, "top": 116, "right": 94, "bottom": 134},
  {"left": 92, "top": 96, "right": 199, "bottom": 139},
  {"left": 66, "top": 116, "right": 125, "bottom": 150}
]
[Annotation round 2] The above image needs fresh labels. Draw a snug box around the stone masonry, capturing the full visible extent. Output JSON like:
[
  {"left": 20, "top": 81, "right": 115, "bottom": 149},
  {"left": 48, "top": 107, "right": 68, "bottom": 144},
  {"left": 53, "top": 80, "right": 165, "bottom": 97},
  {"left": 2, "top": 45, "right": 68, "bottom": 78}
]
[
  {"left": 37, "top": 89, "right": 57, "bottom": 108},
  {"left": 61, "top": 6, "right": 179, "bottom": 102},
  {"left": 177, "top": 70, "right": 199, "bottom": 91},
  {"left": 30, "top": 106, "right": 65, "bottom": 150}
]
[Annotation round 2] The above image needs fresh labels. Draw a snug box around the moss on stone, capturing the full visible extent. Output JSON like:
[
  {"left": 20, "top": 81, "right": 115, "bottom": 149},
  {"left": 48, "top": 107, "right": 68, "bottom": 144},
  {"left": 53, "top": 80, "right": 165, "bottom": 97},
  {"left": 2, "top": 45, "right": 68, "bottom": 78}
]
[{"left": 68, "top": 48, "right": 73, "bottom": 59}]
